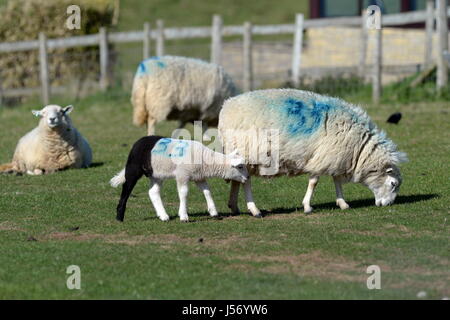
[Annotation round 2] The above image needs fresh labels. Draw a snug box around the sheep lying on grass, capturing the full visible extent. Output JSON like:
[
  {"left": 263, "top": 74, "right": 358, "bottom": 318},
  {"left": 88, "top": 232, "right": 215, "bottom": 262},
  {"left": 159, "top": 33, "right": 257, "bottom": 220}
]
[
  {"left": 218, "top": 89, "right": 407, "bottom": 216},
  {"left": 0, "top": 104, "right": 92, "bottom": 175},
  {"left": 110, "top": 136, "right": 248, "bottom": 222},
  {"left": 131, "top": 55, "right": 238, "bottom": 136}
]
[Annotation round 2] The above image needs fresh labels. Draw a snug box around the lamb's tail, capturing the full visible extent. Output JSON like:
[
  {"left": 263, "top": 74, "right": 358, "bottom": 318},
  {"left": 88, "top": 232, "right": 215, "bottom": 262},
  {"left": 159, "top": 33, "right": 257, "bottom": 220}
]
[
  {"left": 110, "top": 168, "right": 126, "bottom": 187},
  {"left": 0, "top": 162, "right": 15, "bottom": 174},
  {"left": 131, "top": 75, "right": 148, "bottom": 127}
]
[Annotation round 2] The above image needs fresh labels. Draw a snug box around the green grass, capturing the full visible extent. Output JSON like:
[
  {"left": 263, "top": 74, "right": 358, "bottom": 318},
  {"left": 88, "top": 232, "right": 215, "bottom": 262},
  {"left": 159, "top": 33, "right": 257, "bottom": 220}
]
[{"left": 0, "top": 90, "right": 449, "bottom": 299}]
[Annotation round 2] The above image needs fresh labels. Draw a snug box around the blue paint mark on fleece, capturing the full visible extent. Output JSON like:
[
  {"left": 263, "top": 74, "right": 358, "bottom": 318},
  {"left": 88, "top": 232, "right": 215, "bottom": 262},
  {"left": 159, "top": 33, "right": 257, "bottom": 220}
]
[
  {"left": 152, "top": 138, "right": 190, "bottom": 158},
  {"left": 282, "top": 98, "right": 332, "bottom": 136},
  {"left": 136, "top": 56, "right": 166, "bottom": 76}
]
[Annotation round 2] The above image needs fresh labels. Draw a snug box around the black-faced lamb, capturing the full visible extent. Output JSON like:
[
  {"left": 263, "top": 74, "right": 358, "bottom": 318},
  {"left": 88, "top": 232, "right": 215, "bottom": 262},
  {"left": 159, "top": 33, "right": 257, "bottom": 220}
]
[
  {"left": 218, "top": 89, "right": 407, "bottom": 216},
  {"left": 110, "top": 136, "right": 248, "bottom": 222},
  {"left": 0, "top": 104, "right": 92, "bottom": 175}
]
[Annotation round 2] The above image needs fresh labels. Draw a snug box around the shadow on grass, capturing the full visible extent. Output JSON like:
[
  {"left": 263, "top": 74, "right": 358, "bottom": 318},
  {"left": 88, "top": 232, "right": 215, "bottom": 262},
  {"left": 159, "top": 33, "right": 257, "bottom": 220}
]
[
  {"left": 260, "top": 193, "right": 439, "bottom": 216},
  {"left": 89, "top": 162, "right": 105, "bottom": 168}
]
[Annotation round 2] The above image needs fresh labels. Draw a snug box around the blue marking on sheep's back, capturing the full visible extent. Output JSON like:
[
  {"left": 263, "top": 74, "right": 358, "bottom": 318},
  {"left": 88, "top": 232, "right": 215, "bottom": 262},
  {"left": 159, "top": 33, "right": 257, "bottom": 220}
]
[
  {"left": 282, "top": 98, "right": 332, "bottom": 136},
  {"left": 136, "top": 56, "right": 166, "bottom": 76},
  {"left": 151, "top": 138, "right": 190, "bottom": 158}
]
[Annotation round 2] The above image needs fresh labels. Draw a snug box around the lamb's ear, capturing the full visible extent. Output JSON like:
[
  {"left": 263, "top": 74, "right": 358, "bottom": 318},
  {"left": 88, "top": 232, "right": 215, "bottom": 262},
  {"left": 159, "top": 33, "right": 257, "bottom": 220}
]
[
  {"left": 63, "top": 105, "right": 74, "bottom": 114},
  {"left": 32, "top": 110, "right": 42, "bottom": 117}
]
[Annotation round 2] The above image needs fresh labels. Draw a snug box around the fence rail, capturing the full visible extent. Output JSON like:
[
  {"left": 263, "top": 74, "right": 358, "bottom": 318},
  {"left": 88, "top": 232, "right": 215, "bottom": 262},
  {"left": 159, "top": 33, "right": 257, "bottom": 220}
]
[{"left": 1, "top": 4, "right": 449, "bottom": 105}]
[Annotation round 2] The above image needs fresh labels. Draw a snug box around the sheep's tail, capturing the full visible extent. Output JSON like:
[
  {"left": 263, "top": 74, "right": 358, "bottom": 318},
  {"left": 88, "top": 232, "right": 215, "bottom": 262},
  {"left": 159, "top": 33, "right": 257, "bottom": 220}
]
[
  {"left": 131, "top": 75, "right": 148, "bottom": 127},
  {"left": 0, "top": 162, "right": 15, "bottom": 174},
  {"left": 110, "top": 168, "right": 126, "bottom": 188}
]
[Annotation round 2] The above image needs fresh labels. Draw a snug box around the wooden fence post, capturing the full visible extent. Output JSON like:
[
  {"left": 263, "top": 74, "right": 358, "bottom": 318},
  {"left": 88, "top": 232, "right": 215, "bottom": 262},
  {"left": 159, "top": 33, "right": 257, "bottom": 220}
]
[
  {"left": 156, "top": 19, "right": 165, "bottom": 56},
  {"left": 99, "top": 27, "right": 110, "bottom": 91},
  {"left": 291, "top": 13, "right": 304, "bottom": 87},
  {"left": 359, "top": 10, "right": 369, "bottom": 77},
  {"left": 372, "top": 25, "right": 382, "bottom": 104},
  {"left": 424, "top": 0, "right": 435, "bottom": 68},
  {"left": 437, "top": 0, "right": 449, "bottom": 90},
  {"left": 143, "top": 22, "right": 152, "bottom": 59},
  {"left": 243, "top": 22, "right": 253, "bottom": 92},
  {"left": 211, "top": 15, "right": 223, "bottom": 64},
  {"left": 38, "top": 32, "right": 50, "bottom": 105}
]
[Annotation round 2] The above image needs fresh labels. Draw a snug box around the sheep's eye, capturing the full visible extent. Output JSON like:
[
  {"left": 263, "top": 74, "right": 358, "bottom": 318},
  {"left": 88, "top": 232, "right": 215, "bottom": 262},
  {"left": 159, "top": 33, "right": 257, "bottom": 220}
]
[
  {"left": 237, "top": 164, "right": 244, "bottom": 169},
  {"left": 391, "top": 181, "right": 397, "bottom": 187}
]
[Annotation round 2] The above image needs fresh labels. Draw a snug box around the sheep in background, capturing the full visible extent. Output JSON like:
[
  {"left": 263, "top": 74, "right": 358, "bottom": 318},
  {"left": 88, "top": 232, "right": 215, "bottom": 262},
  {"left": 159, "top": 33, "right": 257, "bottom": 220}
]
[
  {"left": 0, "top": 105, "right": 92, "bottom": 175},
  {"left": 218, "top": 89, "right": 407, "bottom": 216},
  {"left": 110, "top": 136, "right": 248, "bottom": 222},
  {"left": 131, "top": 55, "right": 238, "bottom": 136}
]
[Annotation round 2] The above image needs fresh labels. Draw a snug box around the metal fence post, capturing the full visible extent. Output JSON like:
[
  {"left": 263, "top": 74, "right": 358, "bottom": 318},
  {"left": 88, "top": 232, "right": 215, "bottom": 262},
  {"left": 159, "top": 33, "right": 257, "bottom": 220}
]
[
  {"left": 156, "top": 19, "right": 165, "bottom": 56},
  {"left": 99, "top": 27, "right": 109, "bottom": 91},
  {"left": 211, "top": 14, "right": 223, "bottom": 64},
  {"left": 291, "top": 13, "right": 304, "bottom": 87},
  {"left": 143, "top": 22, "right": 152, "bottom": 60},
  {"left": 39, "top": 32, "right": 50, "bottom": 105},
  {"left": 437, "top": 0, "right": 449, "bottom": 90},
  {"left": 243, "top": 22, "right": 253, "bottom": 92}
]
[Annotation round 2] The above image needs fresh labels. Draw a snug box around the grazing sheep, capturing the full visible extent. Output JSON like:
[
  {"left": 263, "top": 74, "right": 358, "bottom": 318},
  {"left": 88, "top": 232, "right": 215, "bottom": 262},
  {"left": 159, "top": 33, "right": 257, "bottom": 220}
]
[
  {"left": 110, "top": 136, "right": 248, "bottom": 222},
  {"left": 131, "top": 55, "right": 238, "bottom": 136},
  {"left": 218, "top": 89, "right": 407, "bottom": 216},
  {"left": 0, "top": 104, "right": 92, "bottom": 175}
]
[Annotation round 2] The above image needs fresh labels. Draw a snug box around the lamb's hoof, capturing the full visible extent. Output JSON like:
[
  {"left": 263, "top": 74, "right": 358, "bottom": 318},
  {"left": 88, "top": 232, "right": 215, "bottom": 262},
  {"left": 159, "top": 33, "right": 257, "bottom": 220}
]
[
  {"left": 116, "top": 217, "right": 124, "bottom": 222},
  {"left": 180, "top": 218, "right": 189, "bottom": 223},
  {"left": 304, "top": 207, "right": 313, "bottom": 214},
  {"left": 336, "top": 200, "right": 350, "bottom": 210},
  {"left": 253, "top": 213, "right": 263, "bottom": 218},
  {"left": 159, "top": 215, "right": 170, "bottom": 222}
]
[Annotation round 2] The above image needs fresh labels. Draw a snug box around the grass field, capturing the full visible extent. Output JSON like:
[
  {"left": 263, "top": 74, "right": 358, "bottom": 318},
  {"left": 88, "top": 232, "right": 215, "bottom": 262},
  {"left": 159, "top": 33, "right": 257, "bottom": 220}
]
[{"left": 0, "top": 89, "right": 448, "bottom": 299}]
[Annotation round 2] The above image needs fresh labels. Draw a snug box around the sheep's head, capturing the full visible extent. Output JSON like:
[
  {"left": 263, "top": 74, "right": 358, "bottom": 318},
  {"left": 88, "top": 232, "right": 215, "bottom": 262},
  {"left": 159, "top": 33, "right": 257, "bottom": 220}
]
[
  {"left": 226, "top": 150, "right": 248, "bottom": 183},
  {"left": 32, "top": 105, "right": 73, "bottom": 129},
  {"left": 363, "top": 164, "right": 403, "bottom": 207}
]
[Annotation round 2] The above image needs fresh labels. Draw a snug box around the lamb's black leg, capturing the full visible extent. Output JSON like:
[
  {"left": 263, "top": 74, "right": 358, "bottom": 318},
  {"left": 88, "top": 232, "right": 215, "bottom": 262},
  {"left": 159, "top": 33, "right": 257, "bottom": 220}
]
[{"left": 116, "top": 166, "right": 143, "bottom": 222}]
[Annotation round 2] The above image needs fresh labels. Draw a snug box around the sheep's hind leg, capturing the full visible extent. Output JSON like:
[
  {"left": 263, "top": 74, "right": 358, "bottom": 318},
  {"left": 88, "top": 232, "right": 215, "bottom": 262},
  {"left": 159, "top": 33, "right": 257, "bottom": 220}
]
[
  {"left": 333, "top": 177, "right": 350, "bottom": 210},
  {"left": 243, "top": 177, "right": 262, "bottom": 217},
  {"left": 176, "top": 179, "right": 190, "bottom": 222},
  {"left": 228, "top": 180, "right": 241, "bottom": 215},
  {"left": 146, "top": 117, "right": 156, "bottom": 136},
  {"left": 302, "top": 175, "right": 319, "bottom": 214},
  {"left": 149, "top": 178, "right": 170, "bottom": 221},
  {"left": 196, "top": 180, "right": 218, "bottom": 217},
  {"left": 116, "top": 169, "right": 143, "bottom": 222}
]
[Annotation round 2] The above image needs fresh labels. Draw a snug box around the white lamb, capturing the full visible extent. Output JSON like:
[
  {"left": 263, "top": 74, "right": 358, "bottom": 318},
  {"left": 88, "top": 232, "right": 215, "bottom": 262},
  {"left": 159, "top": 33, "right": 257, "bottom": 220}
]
[
  {"left": 0, "top": 104, "right": 92, "bottom": 175},
  {"left": 218, "top": 89, "right": 408, "bottom": 216},
  {"left": 110, "top": 135, "right": 248, "bottom": 222},
  {"left": 131, "top": 55, "right": 238, "bottom": 136}
]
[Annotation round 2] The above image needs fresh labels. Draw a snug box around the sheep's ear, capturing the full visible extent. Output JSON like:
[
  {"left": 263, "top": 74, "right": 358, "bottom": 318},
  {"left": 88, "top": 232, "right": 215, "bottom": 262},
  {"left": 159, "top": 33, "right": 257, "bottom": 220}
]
[
  {"left": 63, "top": 105, "right": 74, "bottom": 114},
  {"left": 32, "top": 110, "right": 42, "bottom": 117}
]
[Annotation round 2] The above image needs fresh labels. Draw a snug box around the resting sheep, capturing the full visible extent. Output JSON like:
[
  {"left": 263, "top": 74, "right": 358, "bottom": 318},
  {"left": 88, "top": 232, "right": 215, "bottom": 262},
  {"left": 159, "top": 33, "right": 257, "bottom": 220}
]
[
  {"left": 131, "top": 55, "right": 238, "bottom": 136},
  {"left": 110, "top": 136, "right": 248, "bottom": 222},
  {"left": 218, "top": 89, "right": 407, "bottom": 216},
  {"left": 0, "top": 104, "right": 92, "bottom": 175}
]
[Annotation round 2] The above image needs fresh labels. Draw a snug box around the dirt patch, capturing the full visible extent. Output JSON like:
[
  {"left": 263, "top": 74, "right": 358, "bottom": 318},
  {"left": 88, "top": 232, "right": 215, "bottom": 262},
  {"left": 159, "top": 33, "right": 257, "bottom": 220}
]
[
  {"left": 229, "top": 250, "right": 369, "bottom": 282},
  {"left": 0, "top": 221, "right": 24, "bottom": 232},
  {"left": 46, "top": 232, "right": 104, "bottom": 241}
]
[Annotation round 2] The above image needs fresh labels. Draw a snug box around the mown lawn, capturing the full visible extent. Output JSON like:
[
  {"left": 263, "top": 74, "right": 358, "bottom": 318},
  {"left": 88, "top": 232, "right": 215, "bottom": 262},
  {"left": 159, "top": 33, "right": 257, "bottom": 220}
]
[{"left": 0, "top": 90, "right": 448, "bottom": 299}]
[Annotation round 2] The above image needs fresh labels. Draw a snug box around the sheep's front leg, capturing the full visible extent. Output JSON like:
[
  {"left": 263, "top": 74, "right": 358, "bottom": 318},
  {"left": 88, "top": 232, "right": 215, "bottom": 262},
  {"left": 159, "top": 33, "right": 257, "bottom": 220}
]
[
  {"left": 196, "top": 180, "right": 218, "bottom": 217},
  {"left": 302, "top": 175, "right": 319, "bottom": 214},
  {"left": 228, "top": 180, "right": 241, "bottom": 215},
  {"left": 243, "top": 177, "right": 262, "bottom": 217},
  {"left": 149, "top": 178, "right": 170, "bottom": 221},
  {"left": 333, "top": 177, "right": 350, "bottom": 210},
  {"left": 176, "top": 179, "right": 190, "bottom": 222}
]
